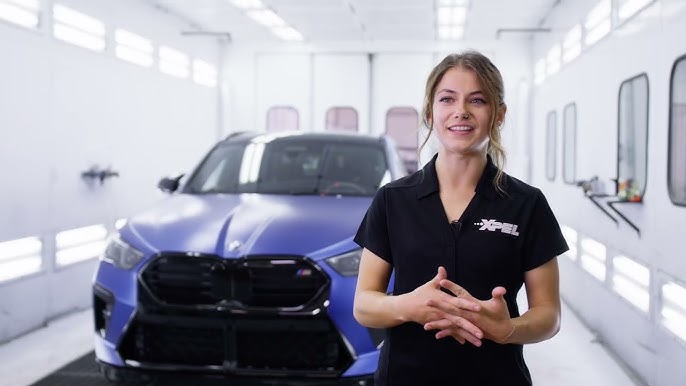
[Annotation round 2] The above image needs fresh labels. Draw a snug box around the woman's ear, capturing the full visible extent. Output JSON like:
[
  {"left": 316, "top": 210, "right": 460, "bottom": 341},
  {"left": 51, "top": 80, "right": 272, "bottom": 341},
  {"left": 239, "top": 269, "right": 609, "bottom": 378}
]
[{"left": 497, "top": 104, "right": 507, "bottom": 127}]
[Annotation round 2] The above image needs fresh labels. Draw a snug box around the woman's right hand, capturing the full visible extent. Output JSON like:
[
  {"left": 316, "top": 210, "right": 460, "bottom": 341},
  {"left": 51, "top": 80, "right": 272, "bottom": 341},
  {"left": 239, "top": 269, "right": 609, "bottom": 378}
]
[{"left": 398, "top": 267, "right": 484, "bottom": 346}]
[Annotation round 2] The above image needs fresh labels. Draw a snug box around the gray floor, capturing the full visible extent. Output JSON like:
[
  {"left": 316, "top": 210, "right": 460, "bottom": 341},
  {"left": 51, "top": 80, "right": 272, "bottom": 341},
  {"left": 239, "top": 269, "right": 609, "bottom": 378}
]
[{"left": 0, "top": 300, "right": 639, "bottom": 386}]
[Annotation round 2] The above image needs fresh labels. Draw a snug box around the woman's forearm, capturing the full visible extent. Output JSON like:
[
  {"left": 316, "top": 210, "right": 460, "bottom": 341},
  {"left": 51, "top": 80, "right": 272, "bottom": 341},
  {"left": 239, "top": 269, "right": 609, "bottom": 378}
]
[
  {"left": 353, "top": 290, "right": 407, "bottom": 328},
  {"left": 503, "top": 303, "right": 560, "bottom": 344}
]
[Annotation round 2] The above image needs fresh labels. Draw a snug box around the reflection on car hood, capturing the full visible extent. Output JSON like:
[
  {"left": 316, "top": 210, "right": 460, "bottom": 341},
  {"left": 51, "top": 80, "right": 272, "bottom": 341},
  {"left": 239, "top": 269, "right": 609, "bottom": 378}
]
[{"left": 126, "top": 193, "right": 372, "bottom": 259}]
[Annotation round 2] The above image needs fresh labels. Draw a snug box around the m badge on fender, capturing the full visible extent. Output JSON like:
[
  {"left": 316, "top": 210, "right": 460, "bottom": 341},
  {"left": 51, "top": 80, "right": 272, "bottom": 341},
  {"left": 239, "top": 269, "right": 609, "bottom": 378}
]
[{"left": 474, "top": 219, "right": 520, "bottom": 236}]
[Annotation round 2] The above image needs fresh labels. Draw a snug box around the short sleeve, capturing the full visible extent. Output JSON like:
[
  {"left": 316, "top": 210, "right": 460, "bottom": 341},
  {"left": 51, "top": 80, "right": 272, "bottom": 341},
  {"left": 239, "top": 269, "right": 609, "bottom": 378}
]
[
  {"left": 354, "top": 186, "right": 392, "bottom": 264},
  {"left": 522, "top": 190, "right": 569, "bottom": 271}
]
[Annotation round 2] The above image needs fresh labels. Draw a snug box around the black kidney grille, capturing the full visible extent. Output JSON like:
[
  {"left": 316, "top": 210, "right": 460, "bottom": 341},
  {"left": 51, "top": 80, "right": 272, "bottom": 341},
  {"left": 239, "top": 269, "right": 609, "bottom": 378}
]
[
  {"left": 244, "top": 260, "right": 327, "bottom": 307},
  {"left": 140, "top": 254, "right": 328, "bottom": 308},
  {"left": 141, "top": 255, "right": 216, "bottom": 305}
]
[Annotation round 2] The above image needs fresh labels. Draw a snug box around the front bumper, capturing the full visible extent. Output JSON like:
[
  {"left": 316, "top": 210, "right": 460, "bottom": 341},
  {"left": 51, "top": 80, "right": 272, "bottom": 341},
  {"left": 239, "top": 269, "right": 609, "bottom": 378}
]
[
  {"left": 93, "top": 254, "right": 379, "bottom": 381},
  {"left": 98, "top": 360, "right": 374, "bottom": 385}
]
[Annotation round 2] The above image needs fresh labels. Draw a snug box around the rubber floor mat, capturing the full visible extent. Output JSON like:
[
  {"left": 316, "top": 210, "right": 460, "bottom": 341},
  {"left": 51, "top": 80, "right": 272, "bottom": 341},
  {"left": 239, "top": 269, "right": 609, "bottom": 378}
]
[{"left": 31, "top": 351, "right": 109, "bottom": 386}]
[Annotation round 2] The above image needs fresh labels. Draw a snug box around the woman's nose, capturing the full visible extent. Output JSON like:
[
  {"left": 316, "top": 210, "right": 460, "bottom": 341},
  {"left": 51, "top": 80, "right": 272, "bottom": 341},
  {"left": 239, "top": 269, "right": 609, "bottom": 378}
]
[
  {"left": 452, "top": 102, "right": 470, "bottom": 119},
  {"left": 453, "top": 109, "right": 470, "bottom": 119}
]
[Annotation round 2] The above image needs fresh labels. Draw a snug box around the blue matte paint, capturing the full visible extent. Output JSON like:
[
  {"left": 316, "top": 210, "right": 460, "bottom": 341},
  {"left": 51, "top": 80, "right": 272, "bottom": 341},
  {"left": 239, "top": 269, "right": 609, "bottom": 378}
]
[{"left": 93, "top": 133, "right": 406, "bottom": 381}]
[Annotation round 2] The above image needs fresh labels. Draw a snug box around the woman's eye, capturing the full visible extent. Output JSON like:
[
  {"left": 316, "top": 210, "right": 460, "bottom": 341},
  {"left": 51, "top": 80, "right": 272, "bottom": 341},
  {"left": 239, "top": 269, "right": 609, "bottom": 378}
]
[
  {"left": 471, "top": 98, "right": 487, "bottom": 104},
  {"left": 439, "top": 96, "right": 454, "bottom": 103}
]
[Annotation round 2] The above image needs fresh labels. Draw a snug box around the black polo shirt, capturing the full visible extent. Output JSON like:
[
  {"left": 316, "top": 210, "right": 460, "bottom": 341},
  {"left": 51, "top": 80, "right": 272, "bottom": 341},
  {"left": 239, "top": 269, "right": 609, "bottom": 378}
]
[{"left": 354, "top": 154, "right": 568, "bottom": 386}]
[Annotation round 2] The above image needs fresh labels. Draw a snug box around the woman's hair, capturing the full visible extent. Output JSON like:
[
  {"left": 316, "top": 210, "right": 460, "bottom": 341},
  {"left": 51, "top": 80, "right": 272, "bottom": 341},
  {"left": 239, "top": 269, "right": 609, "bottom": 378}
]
[{"left": 419, "top": 50, "right": 507, "bottom": 193}]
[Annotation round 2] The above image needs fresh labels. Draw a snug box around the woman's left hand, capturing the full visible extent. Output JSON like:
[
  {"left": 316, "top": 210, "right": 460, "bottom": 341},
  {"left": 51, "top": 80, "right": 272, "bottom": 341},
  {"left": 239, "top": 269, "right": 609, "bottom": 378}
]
[{"left": 424, "top": 280, "right": 516, "bottom": 344}]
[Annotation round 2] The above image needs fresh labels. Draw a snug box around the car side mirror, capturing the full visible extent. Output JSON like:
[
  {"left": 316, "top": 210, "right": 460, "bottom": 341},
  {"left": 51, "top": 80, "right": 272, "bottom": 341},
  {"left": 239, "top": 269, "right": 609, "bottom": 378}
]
[{"left": 158, "top": 174, "right": 184, "bottom": 193}]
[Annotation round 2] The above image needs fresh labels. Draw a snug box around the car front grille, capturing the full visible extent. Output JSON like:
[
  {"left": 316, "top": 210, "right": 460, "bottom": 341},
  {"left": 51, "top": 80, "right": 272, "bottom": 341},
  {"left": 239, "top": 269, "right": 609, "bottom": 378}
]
[
  {"left": 118, "top": 315, "right": 353, "bottom": 375},
  {"left": 140, "top": 254, "right": 329, "bottom": 309}
]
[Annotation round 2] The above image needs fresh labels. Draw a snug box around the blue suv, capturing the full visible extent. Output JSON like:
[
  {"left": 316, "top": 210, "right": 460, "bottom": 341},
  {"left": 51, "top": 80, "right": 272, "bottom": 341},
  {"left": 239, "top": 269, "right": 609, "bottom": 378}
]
[{"left": 93, "top": 131, "right": 406, "bottom": 385}]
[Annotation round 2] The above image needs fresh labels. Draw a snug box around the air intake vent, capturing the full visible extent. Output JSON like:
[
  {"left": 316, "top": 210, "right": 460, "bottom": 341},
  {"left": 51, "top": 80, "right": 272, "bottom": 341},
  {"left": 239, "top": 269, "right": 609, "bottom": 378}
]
[{"left": 118, "top": 317, "right": 353, "bottom": 374}]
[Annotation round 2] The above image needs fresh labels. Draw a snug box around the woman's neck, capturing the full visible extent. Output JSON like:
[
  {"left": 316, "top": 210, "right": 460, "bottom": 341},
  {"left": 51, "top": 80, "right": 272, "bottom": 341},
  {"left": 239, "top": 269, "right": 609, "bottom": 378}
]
[{"left": 435, "top": 152, "right": 487, "bottom": 193}]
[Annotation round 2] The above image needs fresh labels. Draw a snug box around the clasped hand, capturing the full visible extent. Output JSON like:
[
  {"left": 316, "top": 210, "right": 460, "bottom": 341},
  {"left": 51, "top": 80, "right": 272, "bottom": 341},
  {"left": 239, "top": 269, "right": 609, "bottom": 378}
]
[{"left": 403, "top": 266, "right": 514, "bottom": 347}]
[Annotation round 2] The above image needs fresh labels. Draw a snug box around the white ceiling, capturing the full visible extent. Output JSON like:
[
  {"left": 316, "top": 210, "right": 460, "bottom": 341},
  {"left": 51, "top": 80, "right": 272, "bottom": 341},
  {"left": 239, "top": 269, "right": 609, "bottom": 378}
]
[{"left": 147, "top": 0, "right": 561, "bottom": 44}]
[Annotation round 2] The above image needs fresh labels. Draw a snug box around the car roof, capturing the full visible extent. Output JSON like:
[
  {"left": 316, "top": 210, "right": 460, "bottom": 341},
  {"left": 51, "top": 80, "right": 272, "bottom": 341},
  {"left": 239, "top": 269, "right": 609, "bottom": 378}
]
[{"left": 221, "top": 130, "right": 385, "bottom": 146}]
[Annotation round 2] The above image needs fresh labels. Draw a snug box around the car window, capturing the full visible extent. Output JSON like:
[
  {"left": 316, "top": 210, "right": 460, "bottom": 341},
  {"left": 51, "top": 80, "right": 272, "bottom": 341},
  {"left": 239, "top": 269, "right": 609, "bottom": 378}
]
[{"left": 185, "top": 138, "right": 388, "bottom": 196}]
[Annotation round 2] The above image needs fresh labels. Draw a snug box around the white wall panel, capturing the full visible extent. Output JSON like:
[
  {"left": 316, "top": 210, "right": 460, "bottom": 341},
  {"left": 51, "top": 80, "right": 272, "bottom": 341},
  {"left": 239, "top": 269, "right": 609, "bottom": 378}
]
[
  {"left": 256, "top": 53, "right": 311, "bottom": 131},
  {"left": 313, "top": 54, "right": 369, "bottom": 132},
  {"left": 0, "top": 0, "right": 218, "bottom": 342},
  {"left": 532, "top": 1, "right": 686, "bottom": 384},
  {"left": 370, "top": 53, "right": 433, "bottom": 136}
]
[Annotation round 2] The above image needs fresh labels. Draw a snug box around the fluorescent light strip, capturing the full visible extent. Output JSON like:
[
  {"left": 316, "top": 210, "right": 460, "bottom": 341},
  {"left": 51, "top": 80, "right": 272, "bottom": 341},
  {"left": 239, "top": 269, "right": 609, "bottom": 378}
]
[
  {"left": 231, "top": 0, "right": 264, "bottom": 10},
  {"left": 581, "top": 253, "right": 606, "bottom": 281},
  {"left": 613, "top": 274, "right": 649, "bottom": 311},
  {"left": 0, "top": 236, "right": 41, "bottom": 262},
  {"left": 272, "top": 26, "right": 303, "bottom": 41},
  {"left": 585, "top": 20, "right": 611, "bottom": 46},
  {"left": 0, "top": 257, "right": 42, "bottom": 282},
  {"left": 661, "top": 281, "right": 686, "bottom": 342},
  {"left": 6, "top": 0, "right": 39, "bottom": 10},
  {"left": 581, "top": 237, "right": 606, "bottom": 259},
  {"left": 0, "top": 234, "right": 42, "bottom": 282},
  {"left": 546, "top": 44, "right": 561, "bottom": 75},
  {"left": 56, "top": 225, "right": 108, "bottom": 249},
  {"left": 53, "top": 22, "right": 106, "bottom": 51},
  {"left": 116, "top": 27, "right": 154, "bottom": 66},
  {"left": 115, "top": 29, "right": 153, "bottom": 53},
  {"left": 231, "top": 0, "right": 302, "bottom": 41},
  {"left": 560, "top": 225, "right": 578, "bottom": 260},
  {"left": 580, "top": 237, "right": 606, "bottom": 281},
  {"left": 0, "top": 2, "right": 39, "bottom": 28},
  {"left": 618, "top": 0, "right": 653, "bottom": 20},
  {"left": 613, "top": 255, "right": 649, "bottom": 287},
  {"left": 437, "top": 6, "right": 466, "bottom": 25},
  {"left": 585, "top": 0, "right": 611, "bottom": 30},
  {"left": 246, "top": 9, "right": 285, "bottom": 27},
  {"left": 438, "top": 0, "right": 469, "bottom": 5},
  {"left": 53, "top": 4, "right": 105, "bottom": 36},
  {"left": 116, "top": 46, "right": 154, "bottom": 67},
  {"left": 56, "top": 240, "right": 107, "bottom": 266},
  {"left": 563, "top": 25, "right": 582, "bottom": 63},
  {"left": 438, "top": 25, "right": 464, "bottom": 40},
  {"left": 611, "top": 255, "right": 649, "bottom": 312}
]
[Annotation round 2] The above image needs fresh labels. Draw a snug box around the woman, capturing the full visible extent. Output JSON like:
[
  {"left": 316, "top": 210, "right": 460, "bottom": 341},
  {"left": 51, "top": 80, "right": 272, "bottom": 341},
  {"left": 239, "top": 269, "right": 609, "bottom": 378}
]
[{"left": 353, "top": 50, "right": 568, "bottom": 385}]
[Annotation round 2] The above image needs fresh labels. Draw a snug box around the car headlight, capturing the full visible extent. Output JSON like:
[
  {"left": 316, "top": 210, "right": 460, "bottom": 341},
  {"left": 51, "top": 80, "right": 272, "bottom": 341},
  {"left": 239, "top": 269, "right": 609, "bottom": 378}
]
[
  {"left": 100, "top": 233, "right": 144, "bottom": 270},
  {"left": 325, "top": 249, "right": 362, "bottom": 277}
]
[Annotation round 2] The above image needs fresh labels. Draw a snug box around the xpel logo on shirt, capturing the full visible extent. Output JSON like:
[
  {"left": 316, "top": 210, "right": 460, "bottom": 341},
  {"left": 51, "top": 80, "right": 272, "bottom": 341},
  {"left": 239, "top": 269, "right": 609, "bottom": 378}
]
[{"left": 474, "top": 219, "right": 520, "bottom": 236}]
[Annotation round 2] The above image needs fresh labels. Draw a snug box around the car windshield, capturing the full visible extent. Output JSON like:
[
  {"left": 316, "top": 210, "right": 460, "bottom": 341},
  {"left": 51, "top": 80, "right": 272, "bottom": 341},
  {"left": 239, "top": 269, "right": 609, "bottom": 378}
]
[{"left": 184, "top": 137, "right": 390, "bottom": 196}]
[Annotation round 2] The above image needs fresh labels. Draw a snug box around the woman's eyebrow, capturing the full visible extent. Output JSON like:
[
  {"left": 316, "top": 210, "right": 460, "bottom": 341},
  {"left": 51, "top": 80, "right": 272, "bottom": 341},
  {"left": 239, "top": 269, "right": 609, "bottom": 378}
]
[{"left": 436, "top": 88, "right": 484, "bottom": 96}]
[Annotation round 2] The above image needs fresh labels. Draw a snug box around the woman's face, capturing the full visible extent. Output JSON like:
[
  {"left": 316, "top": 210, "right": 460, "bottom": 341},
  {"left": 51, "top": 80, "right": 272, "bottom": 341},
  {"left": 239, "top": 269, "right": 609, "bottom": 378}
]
[{"left": 431, "top": 66, "right": 496, "bottom": 156}]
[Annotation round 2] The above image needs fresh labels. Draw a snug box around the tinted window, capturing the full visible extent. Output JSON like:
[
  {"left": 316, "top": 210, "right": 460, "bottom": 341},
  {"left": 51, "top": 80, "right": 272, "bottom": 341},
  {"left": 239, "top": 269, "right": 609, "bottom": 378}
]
[
  {"left": 185, "top": 138, "right": 388, "bottom": 196},
  {"left": 563, "top": 103, "right": 577, "bottom": 184},
  {"left": 617, "top": 74, "right": 648, "bottom": 201},
  {"left": 546, "top": 111, "right": 557, "bottom": 181},
  {"left": 669, "top": 56, "right": 686, "bottom": 205}
]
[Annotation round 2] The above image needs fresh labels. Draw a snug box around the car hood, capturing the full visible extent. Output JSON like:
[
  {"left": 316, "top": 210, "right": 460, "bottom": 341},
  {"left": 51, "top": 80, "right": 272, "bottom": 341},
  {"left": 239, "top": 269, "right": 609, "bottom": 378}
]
[{"left": 125, "top": 193, "right": 372, "bottom": 259}]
